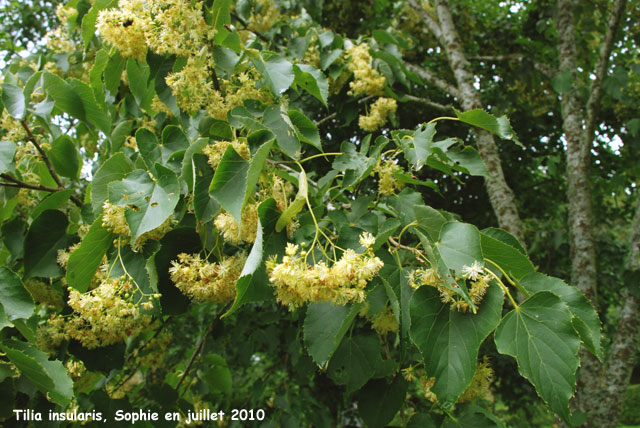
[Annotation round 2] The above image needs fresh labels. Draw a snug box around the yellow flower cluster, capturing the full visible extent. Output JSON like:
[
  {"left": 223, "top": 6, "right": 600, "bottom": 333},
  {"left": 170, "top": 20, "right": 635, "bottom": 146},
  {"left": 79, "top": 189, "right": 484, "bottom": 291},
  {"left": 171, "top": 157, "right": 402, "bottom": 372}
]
[
  {"left": 214, "top": 203, "right": 258, "bottom": 244},
  {"left": 1, "top": 111, "right": 28, "bottom": 142},
  {"left": 23, "top": 279, "right": 64, "bottom": 310},
  {"left": 102, "top": 201, "right": 173, "bottom": 250},
  {"left": 65, "top": 360, "right": 87, "bottom": 381},
  {"left": 374, "top": 159, "right": 404, "bottom": 196},
  {"left": 248, "top": 0, "right": 281, "bottom": 33},
  {"left": 165, "top": 55, "right": 214, "bottom": 115},
  {"left": 133, "top": 330, "right": 173, "bottom": 369},
  {"left": 96, "top": 0, "right": 149, "bottom": 60},
  {"left": 266, "top": 235, "right": 384, "bottom": 310},
  {"left": 146, "top": 0, "right": 216, "bottom": 57},
  {"left": 169, "top": 252, "right": 246, "bottom": 303},
  {"left": 408, "top": 260, "right": 491, "bottom": 313},
  {"left": 44, "top": 27, "right": 75, "bottom": 54},
  {"left": 346, "top": 43, "right": 386, "bottom": 97},
  {"left": 206, "top": 72, "right": 274, "bottom": 120},
  {"left": 36, "top": 314, "right": 70, "bottom": 354},
  {"left": 358, "top": 97, "right": 397, "bottom": 132},
  {"left": 458, "top": 356, "right": 494, "bottom": 403},
  {"left": 202, "top": 139, "right": 251, "bottom": 170},
  {"left": 371, "top": 305, "right": 398, "bottom": 335},
  {"left": 65, "top": 277, "right": 157, "bottom": 349}
]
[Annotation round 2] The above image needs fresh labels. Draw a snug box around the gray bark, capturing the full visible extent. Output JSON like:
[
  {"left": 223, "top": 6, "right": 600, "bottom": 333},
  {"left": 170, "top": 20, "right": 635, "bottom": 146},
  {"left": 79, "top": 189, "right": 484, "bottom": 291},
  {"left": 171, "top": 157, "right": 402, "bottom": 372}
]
[
  {"left": 555, "top": 0, "right": 629, "bottom": 425},
  {"left": 432, "top": 0, "right": 525, "bottom": 244}
]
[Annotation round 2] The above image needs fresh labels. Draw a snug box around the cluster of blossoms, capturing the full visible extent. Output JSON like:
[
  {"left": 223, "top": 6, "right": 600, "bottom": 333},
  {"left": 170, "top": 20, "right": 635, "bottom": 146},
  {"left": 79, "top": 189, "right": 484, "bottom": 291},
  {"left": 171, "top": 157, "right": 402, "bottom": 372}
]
[
  {"left": 37, "top": 275, "right": 158, "bottom": 352},
  {"left": 165, "top": 54, "right": 213, "bottom": 115},
  {"left": 23, "top": 279, "right": 64, "bottom": 310},
  {"left": 133, "top": 330, "right": 173, "bottom": 369},
  {"left": 345, "top": 43, "right": 386, "bottom": 97},
  {"left": 102, "top": 201, "right": 173, "bottom": 250},
  {"left": 206, "top": 71, "right": 274, "bottom": 121},
  {"left": 458, "top": 356, "right": 494, "bottom": 403},
  {"left": 374, "top": 159, "right": 405, "bottom": 196},
  {"left": 1, "top": 111, "right": 28, "bottom": 143},
  {"left": 65, "top": 276, "right": 158, "bottom": 349},
  {"left": 169, "top": 252, "right": 246, "bottom": 303},
  {"left": 96, "top": 0, "right": 215, "bottom": 60},
  {"left": 266, "top": 233, "right": 384, "bottom": 310},
  {"left": 247, "top": 0, "right": 281, "bottom": 33},
  {"left": 203, "top": 139, "right": 251, "bottom": 170},
  {"left": 370, "top": 305, "right": 399, "bottom": 335},
  {"left": 408, "top": 260, "right": 491, "bottom": 313},
  {"left": 215, "top": 204, "right": 259, "bottom": 244},
  {"left": 358, "top": 97, "right": 397, "bottom": 132}
]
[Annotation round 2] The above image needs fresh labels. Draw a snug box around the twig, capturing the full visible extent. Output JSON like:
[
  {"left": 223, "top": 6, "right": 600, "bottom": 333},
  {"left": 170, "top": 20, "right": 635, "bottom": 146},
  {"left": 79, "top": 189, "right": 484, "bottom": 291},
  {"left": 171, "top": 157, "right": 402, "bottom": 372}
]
[
  {"left": 230, "top": 11, "right": 269, "bottom": 42},
  {"left": 316, "top": 112, "right": 337, "bottom": 126},
  {"left": 406, "top": 63, "right": 460, "bottom": 98},
  {"left": 401, "top": 94, "right": 453, "bottom": 112},
  {"left": 0, "top": 173, "right": 83, "bottom": 206},
  {"left": 175, "top": 304, "right": 229, "bottom": 394},
  {"left": 20, "top": 120, "right": 63, "bottom": 189}
]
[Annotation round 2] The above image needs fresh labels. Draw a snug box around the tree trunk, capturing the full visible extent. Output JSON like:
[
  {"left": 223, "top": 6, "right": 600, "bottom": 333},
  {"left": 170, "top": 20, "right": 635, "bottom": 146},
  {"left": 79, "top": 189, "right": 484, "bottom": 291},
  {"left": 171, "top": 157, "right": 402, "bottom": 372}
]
[
  {"left": 432, "top": 0, "right": 525, "bottom": 244},
  {"left": 555, "top": 0, "right": 630, "bottom": 425}
]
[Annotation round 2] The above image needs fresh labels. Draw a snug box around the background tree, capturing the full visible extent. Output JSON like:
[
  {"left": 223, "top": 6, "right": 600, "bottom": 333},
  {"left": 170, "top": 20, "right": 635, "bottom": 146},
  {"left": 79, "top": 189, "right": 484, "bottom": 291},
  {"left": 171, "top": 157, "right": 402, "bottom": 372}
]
[{"left": 0, "top": 0, "right": 636, "bottom": 427}]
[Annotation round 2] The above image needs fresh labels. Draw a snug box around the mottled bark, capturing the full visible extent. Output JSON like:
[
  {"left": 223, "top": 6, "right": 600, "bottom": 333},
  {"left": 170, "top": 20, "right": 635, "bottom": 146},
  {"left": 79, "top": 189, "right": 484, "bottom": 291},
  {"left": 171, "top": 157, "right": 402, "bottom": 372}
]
[
  {"left": 555, "top": 0, "right": 629, "bottom": 425},
  {"left": 591, "top": 197, "right": 640, "bottom": 428},
  {"left": 432, "top": 0, "right": 525, "bottom": 244}
]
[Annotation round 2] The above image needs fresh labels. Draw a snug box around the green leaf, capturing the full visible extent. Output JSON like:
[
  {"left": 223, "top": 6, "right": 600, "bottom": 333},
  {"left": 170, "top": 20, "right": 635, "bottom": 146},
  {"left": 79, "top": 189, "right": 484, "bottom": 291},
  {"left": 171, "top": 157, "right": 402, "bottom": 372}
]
[
  {"left": 24, "top": 210, "right": 74, "bottom": 279},
  {"left": 89, "top": 49, "right": 109, "bottom": 105},
  {"left": 136, "top": 127, "right": 161, "bottom": 171},
  {"left": 0, "top": 268, "right": 34, "bottom": 330},
  {"left": 276, "top": 169, "right": 307, "bottom": 232},
  {"left": 0, "top": 339, "right": 73, "bottom": 406},
  {"left": 407, "top": 413, "right": 438, "bottom": 428},
  {"left": 454, "top": 109, "right": 522, "bottom": 147},
  {"left": 81, "top": 0, "right": 115, "bottom": 51},
  {"left": 1, "top": 83, "right": 26, "bottom": 119},
  {"left": 520, "top": 273, "right": 602, "bottom": 360},
  {"left": 181, "top": 137, "right": 209, "bottom": 192},
  {"left": 31, "top": 190, "right": 73, "bottom": 220},
  {"left": 91, "top": 152, "right": 134, "bottom": 215},
  {"left": 108, "top": 166, "right": 180, "bottom": 243},
  {"left": 443, "top": 405, "right": 506, "bottom": 428},
  {"left": 494, "top": 291, "right": 580, "bottom": 422},
  {"left": 445, "top": 145, "right": 489, "bottom": 177},
  {"left": 127, "top": 59, "right": 154, "bottom": 112},
  {"left": 67, "top": 78, "right": 111, "bottom": 133},
  {"left": 211, "top": 0, "right": 232, "bottom": 44},
  {"left": 42, "top": 72, "right": 85, "bottom": 121},
  {"left": 49, "top": 135, "right": 80, "bottom": 178},
  {"left": 263, "top": 105, "right": 300, "bottom": 158},
  {"left": 356, "top": 376, "right": 408, "bottom": 428},
  {"left": 66, "top": 215, "right": 114, "bottom": 293},
  {"left": 1, "top": 218, "right": 26, "bottom": 259},
  {"left": 293, "top": 64, "right": 329, "bottom": 106},
  {"left": 481, "top": 227, "right": 526, "bottom": 255},
  {"left": 250, "top": 51, "right": 294, "bottom": 96},
  {"left": 327, "top": 334, "right": 382, "bottom": 394},
  {"left": 480, "top": 231, "right": 534, "bottom": 281},
  {"left": 304, "top": 302, "right": 360, "bottom": 367},
  {"left": 201, "top": 354, "right": 232, "bottom": 395},
  {"left": 209, "top": 145, "right": 250, "bottom": 228},
  {"left": 223, "top": 198, "right": 282, "bottom": 317},
  {"left": 436, "top": 222, "right": 483, "bottom": 274},
  {"left": 415, "top": 205, "right": 446, "bottom": 241},
  {"left": 398, "top": 123, "right": 436, "bottom": 169},
  {"left": 244, "top": 140, "right": 274, "bottom": 207},
  {"left": 288, "top": 110, "right": 322, "bottom": 151},
  {"left": 0, "top": 141, "right": 16, "bottom": 174},
  {"left": 410, "top": 285, "right": 503, "bottom": 406},
  {"left": 192, "top": 154, "right": 220, "bottom": 224}
]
